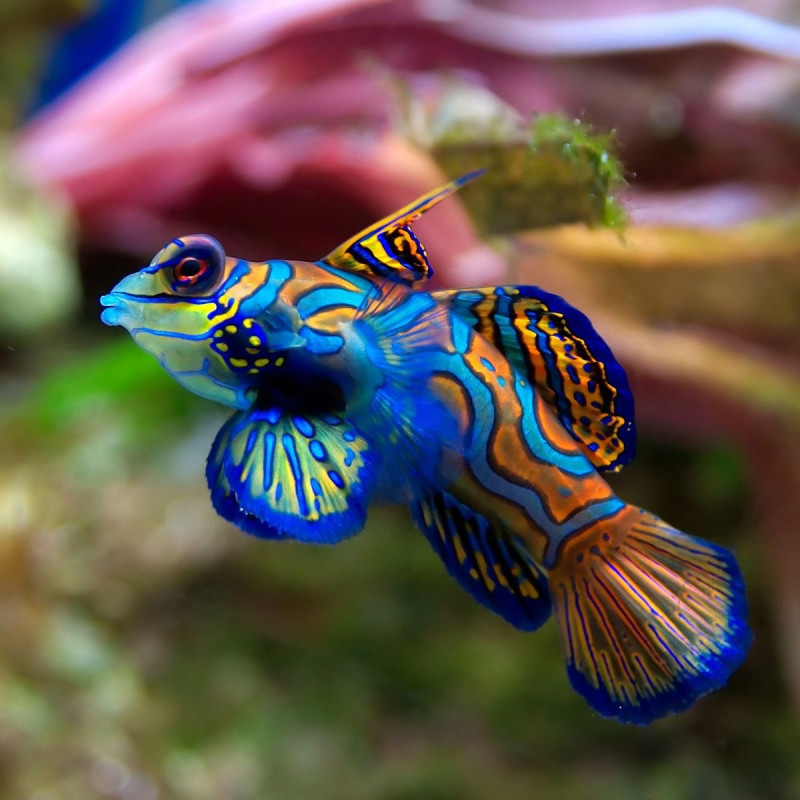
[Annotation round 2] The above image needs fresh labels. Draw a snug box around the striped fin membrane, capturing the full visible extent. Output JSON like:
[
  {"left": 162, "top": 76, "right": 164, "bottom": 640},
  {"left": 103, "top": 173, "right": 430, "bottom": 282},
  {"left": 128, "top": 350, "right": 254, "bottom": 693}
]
[
  {"left": 434, "top": 285, "right": 636, "bottom": 472},
  {"left": 549, "top": 506, "right": 751, "bottom": 723},
  {"left": 206, "top": 406, "right": 376, "bottom": 543},
  {"left": 412, "top": 489, "right": 552, "bottom": 631},
  {"left": 322, "top": 170, "right": 484, "bottom": 285}
]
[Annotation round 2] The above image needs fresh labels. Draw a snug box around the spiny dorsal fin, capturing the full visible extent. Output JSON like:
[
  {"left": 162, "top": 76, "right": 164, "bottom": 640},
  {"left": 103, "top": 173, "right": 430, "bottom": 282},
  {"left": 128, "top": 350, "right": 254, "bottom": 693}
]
[{"left": 321, "top": 170, "right": 484, "bottom": 285}]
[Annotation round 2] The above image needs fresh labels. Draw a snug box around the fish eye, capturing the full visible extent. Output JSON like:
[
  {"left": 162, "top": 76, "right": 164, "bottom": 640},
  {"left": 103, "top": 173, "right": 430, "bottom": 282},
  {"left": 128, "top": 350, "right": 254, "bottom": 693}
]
[
  {"left": 175, "top": 256, "right": 208, "bottom": 285},
  {"left": 165, "top": 235, "right": 226, "bottom": 295}
]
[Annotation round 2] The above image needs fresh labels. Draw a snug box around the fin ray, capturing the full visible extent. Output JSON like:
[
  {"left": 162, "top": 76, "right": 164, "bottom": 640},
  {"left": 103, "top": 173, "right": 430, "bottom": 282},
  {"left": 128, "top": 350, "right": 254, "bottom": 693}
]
[{"left": 351, "top": 282, "right": 464, "bottom": 488}]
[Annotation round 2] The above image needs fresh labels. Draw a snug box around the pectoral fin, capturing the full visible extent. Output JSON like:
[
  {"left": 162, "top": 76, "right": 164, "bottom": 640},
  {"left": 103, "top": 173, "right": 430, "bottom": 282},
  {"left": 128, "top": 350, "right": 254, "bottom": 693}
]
[{"left": 206, "top": 406, "right": 376, "bottom": 543}]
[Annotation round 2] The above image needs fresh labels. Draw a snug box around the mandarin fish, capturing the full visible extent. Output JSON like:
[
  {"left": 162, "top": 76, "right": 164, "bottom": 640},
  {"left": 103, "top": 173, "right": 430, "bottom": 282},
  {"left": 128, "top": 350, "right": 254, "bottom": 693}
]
[{"left": 100, "top": 171, "right": 750, "bottom": 724}]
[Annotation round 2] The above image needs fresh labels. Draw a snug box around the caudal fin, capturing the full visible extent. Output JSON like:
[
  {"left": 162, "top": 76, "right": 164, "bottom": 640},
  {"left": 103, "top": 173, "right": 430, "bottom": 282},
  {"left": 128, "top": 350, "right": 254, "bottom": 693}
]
[{"left": 549, "top": 506, "right": 750, "bottom": 724}]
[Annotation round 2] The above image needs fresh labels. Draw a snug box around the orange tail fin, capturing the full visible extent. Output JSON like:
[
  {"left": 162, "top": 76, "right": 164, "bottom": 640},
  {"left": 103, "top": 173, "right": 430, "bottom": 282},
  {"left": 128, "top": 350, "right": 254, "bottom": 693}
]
[{"left": 549, "top": 505, "right": 750, "bottom": 724}]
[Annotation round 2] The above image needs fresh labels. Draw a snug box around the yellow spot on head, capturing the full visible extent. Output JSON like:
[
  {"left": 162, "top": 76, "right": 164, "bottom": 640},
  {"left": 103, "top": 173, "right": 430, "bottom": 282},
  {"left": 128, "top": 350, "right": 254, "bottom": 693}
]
[
  {"left": 214, "top": 330, "right": 224, "bottom": 338},
  {"left": 249, "top": 368, "right": 259, "bottom": 374},
  {"left": 255, "top": 358, "right": 270, "bottom": 367},
  {"left": 217, "top": 343, "right": 229, "bottom": 352},
  {"left": 249, "top": 335, "right": 260, "bottom": 347},
  {"left": 225, "top": 325, "right": 237, "bottom": 334},
  {"left": 275, "top": 357, "right": 285, "bottom": 367},
  {"left": 243, "top": 318, "right": 253, "bottom": 329},
  {"left": 246, "top": 348, "right": 259, "bottom": 354},
  {"left": 230, "top": 358, "right": 248, "bottom": 368}
]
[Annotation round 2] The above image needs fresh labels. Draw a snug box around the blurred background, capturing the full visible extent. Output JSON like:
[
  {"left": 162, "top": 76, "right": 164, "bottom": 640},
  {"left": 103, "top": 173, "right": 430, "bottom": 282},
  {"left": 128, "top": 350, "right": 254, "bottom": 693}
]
[{"left": 2, "top": 1, "right": 800, "bottom": 798}]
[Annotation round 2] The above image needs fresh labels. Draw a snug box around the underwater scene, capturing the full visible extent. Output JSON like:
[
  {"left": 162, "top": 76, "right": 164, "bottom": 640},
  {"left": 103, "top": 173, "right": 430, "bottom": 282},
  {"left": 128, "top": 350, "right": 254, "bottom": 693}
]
[{"left": 1, "top": 1, "right": 799, "bottom": 798}]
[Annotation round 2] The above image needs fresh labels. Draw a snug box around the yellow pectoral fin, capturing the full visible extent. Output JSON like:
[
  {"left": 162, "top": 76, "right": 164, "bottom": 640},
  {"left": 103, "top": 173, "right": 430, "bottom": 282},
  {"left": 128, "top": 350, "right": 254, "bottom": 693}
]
[{"left": 206, "top": 406, "right": 377, "bottom": 543}]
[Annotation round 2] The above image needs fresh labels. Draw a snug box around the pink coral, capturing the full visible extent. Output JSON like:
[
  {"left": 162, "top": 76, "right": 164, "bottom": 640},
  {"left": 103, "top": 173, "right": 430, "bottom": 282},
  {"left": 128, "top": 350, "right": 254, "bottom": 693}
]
[{"left": 15, "top": 0, "right": 800, "bottom": 281}]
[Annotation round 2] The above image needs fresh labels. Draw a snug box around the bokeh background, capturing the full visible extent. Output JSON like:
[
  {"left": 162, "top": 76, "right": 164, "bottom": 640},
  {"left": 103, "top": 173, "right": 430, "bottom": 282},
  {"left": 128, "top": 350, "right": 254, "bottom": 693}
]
[{"left": 2, "top": 1, "right": 800, "bottom": 798}]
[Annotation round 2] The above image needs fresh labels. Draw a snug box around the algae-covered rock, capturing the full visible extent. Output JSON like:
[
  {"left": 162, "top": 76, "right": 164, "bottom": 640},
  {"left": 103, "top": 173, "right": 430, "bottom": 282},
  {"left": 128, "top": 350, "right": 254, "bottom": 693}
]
[{"left": 393, "top": 79, "right": 627, "bottom": 234}]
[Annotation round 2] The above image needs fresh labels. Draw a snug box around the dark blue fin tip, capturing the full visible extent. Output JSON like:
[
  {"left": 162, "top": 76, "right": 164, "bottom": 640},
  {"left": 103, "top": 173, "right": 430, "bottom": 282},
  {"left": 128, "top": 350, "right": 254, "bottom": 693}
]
[
  {"left": 208, "top": 479, "right": 283, "bottom": 540},
  {"left": 453, "top": 168, "right": 487, "bottom": 186},
  {"left": 208, "top": 466, "right": 369, "bottom": 544}
]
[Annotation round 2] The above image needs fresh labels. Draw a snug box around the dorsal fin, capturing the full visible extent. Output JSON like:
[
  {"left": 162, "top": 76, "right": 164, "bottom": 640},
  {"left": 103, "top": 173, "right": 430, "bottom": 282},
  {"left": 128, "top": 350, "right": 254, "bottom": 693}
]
[
  {"left": 321, "top": 170, "right": 484, "bottom": 285},
  {"left": 433, "top": 285, "right": 636, "bottom": 472}
]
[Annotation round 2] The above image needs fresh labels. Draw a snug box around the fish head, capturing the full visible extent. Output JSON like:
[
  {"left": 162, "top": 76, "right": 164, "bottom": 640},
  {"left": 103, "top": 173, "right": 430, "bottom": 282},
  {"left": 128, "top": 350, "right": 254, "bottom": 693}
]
[{"left": 100, "top": 234, "right": 263, "bottom": 408}]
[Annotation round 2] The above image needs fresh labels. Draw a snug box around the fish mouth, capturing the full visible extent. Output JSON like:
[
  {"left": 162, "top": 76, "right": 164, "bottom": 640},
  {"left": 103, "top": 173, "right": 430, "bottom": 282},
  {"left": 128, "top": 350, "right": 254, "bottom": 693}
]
[{"left": 100, "top": 292, "right": 129, "bottom": 326}]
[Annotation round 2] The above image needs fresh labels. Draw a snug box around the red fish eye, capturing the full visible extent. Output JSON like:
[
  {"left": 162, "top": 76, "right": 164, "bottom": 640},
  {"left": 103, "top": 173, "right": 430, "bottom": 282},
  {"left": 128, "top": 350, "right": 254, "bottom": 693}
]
[{"left": 175, "top": 256, "right": 207, "bottom": 284}]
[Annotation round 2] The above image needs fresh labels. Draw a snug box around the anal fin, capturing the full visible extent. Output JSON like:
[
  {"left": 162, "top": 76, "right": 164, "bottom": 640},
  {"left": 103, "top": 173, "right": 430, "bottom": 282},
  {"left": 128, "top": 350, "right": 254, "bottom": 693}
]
[{"left": 412, "top": 489, "right": 552, "bottom": 631}]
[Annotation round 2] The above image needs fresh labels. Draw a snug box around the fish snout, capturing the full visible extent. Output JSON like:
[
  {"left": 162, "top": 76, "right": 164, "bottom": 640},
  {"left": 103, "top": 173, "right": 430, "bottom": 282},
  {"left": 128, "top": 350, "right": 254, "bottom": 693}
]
[{"left": 100, "top": 292, "right": 129, "bottom": 326}]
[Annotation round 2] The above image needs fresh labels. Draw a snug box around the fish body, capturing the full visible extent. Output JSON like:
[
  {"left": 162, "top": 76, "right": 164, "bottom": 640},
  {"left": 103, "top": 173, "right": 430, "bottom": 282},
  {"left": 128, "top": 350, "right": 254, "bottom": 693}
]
[{"left": 101, "top": 173, "right": 750, "bottom": 724}]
